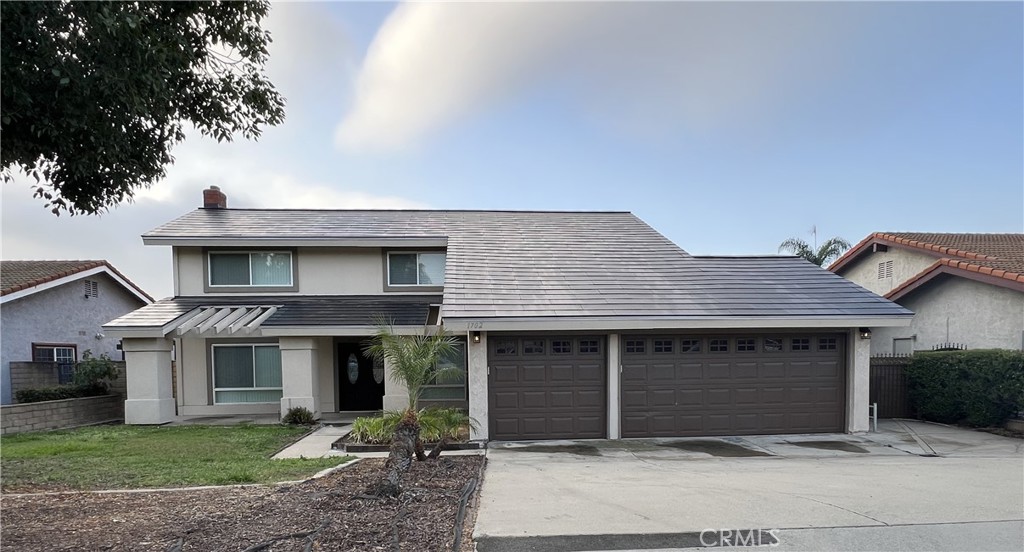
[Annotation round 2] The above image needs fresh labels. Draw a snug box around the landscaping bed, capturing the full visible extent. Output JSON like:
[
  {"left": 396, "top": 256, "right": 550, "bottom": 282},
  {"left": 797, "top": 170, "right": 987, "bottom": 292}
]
[
  {"left": 1, "top": 455, "right": 485, "bottom": 551},
  {"left": 333, "top": 434, "right": 484, "bottom": 452}
]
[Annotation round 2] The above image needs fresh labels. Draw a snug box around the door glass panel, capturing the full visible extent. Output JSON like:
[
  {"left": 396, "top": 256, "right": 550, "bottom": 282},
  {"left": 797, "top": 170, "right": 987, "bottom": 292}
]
[{"left": 347, "top": 353, "right": 360, "bottom": 384}]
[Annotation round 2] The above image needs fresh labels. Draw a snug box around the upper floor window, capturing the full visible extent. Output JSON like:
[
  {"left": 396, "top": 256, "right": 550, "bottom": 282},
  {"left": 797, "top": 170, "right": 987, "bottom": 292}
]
[
  {"left": 209, "top": 252, "right": 292, "bottom": 287},
  {"left": 387, "top": 252, "right": 445, "bottom": 287}
]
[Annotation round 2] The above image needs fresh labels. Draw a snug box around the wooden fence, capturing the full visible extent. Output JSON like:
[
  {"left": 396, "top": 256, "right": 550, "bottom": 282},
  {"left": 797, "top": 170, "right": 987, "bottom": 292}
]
[{"left": 870, "top": 354, "right": 913, "bottom": 418}]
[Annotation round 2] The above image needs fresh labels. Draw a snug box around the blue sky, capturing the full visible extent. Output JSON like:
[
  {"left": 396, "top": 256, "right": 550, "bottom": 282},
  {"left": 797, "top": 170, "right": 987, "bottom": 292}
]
[{"left": 3, "top": 1, "right": 1022, "bottom": 299}]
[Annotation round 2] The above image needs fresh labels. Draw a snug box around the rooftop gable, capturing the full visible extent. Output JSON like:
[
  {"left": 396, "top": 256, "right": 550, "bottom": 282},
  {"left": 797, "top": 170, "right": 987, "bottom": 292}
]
[{"left": 1, "top": 260, "right": 153, "bottom": 304}]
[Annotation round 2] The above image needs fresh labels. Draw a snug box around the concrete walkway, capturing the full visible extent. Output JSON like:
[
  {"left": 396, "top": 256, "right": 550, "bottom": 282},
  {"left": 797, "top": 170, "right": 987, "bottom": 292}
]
[
  {"left": 474, "top": 422, "right": 1024, "bottom": 551},
  {"left": 273, "top": 425, "right": 352, "bottom": 459}
]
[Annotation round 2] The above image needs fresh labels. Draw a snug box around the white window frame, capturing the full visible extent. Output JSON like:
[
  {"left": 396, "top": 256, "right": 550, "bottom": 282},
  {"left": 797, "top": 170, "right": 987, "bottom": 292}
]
[
  {"left": 211, "top": 344, "right": 283, "bottom": 404},
  {"left": 386, "top": 251, "right": 446, "bottom": 287},
  {"left": 208, "top": 251, "right": 293, "bottom": 288},
  {"left": 32, "top": 344, "right": 77, "bottom": 363}
]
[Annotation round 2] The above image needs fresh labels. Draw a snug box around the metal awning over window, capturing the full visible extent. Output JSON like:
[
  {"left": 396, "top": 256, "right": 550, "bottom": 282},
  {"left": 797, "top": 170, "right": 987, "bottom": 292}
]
[{"left": 173, "top": 306, "right": 279, "bottom": 337}]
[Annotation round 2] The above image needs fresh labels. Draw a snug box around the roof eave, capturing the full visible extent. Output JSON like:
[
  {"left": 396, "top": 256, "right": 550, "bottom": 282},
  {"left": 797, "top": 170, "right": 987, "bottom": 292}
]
[{"left": 440, "top": 315, "right": 914, "bottom": 332}]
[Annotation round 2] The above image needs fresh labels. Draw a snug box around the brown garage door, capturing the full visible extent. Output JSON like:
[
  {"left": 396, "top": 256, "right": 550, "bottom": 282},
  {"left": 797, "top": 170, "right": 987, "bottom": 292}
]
[
  {"left": 621, "top": 334, "right": 845, "bottom": 437},
  {"left": 488, "top": 335, "right": 606, "bottom": 440}
]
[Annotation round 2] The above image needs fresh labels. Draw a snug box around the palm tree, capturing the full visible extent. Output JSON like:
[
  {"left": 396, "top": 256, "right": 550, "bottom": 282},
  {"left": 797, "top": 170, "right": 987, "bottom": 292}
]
[
  {"left": 362, "top": 320, "right": 461, "bottom": 496},
  {"left": 779, "top": 236, "right": 851, "bottom": 266},
  {"left": 363, "top": 321, "right": 461, "bottom": 412}
]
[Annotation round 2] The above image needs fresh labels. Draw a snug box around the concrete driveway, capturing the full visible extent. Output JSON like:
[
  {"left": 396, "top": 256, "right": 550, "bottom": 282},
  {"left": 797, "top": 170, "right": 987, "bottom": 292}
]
[{"left": 473, "top": 421, "right": 1023, "bottom": 551}]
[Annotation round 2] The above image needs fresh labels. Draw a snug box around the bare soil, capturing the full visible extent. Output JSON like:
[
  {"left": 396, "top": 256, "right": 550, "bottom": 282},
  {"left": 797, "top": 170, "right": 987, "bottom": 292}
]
[{"left": 0, "top": 456, "right": 484, "bottom": 551}]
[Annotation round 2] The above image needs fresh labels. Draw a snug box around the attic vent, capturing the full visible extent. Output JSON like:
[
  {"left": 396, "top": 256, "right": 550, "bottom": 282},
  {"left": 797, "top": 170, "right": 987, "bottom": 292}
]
[
  {"left": 83, "top": 280, "right": 98, "bottom": 298},
  {"left": 877, "top": 260, "right": 893, "bottom": 280}
]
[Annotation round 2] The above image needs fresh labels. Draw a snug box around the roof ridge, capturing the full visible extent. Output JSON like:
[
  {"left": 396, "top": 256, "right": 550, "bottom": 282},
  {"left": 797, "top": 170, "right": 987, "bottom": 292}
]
[
  {"left": 1, "top": 260, "right": 153, "bottom": 302},
  {"left": 197, "top": 207, "right": 635, "bottom": 214}
]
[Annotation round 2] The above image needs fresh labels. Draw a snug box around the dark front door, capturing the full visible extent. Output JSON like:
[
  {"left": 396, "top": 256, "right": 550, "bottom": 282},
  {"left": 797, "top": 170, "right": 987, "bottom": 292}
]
[{"left": 338, "top": 343, "right": 384, "bottom": 411}]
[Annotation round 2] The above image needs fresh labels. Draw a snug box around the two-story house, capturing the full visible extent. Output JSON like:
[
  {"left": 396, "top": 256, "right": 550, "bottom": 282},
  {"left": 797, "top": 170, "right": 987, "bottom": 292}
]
[
  {"left": 830, "top": 232, "right": 1024, "bottom": 355},
  {"left": 105, "top": 187, "right": 911, "bottom": 440}
]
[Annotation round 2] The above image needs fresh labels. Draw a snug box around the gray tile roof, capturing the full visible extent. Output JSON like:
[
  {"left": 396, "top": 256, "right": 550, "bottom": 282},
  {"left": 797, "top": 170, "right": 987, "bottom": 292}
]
[
  {"left": 105, "top": 295, "right": 440, "bottom": 329},
  {"left": 137, "top": 209, "right": 911, "bottom": 322}
]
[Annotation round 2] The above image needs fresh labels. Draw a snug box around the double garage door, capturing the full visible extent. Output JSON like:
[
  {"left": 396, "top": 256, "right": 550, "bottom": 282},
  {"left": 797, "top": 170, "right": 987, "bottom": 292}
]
[{"left": 488, "top": 333, "right": 846, "bottom": 440}]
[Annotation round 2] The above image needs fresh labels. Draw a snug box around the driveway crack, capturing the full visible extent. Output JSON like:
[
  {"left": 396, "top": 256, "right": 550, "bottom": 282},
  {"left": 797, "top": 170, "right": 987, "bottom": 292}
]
[{"left": 778, "top": 492, "right": 891, "bottom": 526}]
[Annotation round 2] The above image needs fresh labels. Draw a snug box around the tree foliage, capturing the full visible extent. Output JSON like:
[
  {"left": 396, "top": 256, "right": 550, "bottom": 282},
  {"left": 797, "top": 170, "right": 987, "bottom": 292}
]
[
  {"left": 778, "top": 236, "right": 851, "bottom": 266},
  {"left": 363, "top": 321, "right": 462, "bottom": 412},
  {"left": 1, "top": 1, "right": 285, "bottom": 215}
]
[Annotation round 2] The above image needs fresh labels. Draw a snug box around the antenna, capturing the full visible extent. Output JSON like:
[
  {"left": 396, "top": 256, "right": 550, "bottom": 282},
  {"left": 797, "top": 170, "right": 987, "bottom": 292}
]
[{"left": 810, "top": 225, "right": 817, "bottom": 249}]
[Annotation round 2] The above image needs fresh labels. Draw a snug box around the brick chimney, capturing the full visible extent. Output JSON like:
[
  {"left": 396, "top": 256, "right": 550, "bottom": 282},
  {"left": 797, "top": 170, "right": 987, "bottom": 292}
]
[{"left": 203, "top": 186, "right": 227, "bottom": 209}]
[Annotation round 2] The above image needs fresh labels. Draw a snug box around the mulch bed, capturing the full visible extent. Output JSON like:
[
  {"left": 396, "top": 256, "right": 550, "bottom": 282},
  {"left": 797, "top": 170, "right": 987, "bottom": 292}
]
[{"left": 0, "top": 456, "right": 485, "bottom": 551}]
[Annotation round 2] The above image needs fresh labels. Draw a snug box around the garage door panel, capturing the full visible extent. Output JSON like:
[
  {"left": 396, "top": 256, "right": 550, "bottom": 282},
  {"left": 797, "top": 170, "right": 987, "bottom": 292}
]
[
  {"left": 650, "top": 364, "right": 676, "bottom": 380},
  {"left": 522, "top": 365, "right": 547, "bottom": 383},
  {"left": 489, "top": 335, "right": 606, "bottom": 440},
  {"left": 731, "top": 363, "right": 758, "bottom": 379},
  {"left": 522, "top": 391, "right": 548, "bottom": 408},
  {"left": 621, "top": 333, "right": 846, "bottom": 437},
  {"left": 549, "top": 364, "right": 574, "bottom": 382},
  {"left": 678, "top": 389, "right": 703, "bottom": 406}
]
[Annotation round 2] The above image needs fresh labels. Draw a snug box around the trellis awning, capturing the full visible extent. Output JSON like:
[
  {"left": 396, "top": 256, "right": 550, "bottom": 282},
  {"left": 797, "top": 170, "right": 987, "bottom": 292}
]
[{"left": 173, "top": 305, "right": 278, "bottom": 337}]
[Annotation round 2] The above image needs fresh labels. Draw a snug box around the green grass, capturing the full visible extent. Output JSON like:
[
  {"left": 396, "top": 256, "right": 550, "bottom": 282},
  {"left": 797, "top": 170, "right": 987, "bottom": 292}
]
[{"left": 0, "top": 425, "right": 352, "bottom": 492}]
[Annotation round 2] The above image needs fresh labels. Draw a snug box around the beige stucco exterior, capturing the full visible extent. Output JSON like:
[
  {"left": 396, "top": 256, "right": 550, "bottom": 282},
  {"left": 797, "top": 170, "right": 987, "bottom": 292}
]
[
  {"left": 837, "top": 247, "right": 937, "bottom": 296},
  {"left": 869, "top": 277, "right": 1024, "bottom": 354}
]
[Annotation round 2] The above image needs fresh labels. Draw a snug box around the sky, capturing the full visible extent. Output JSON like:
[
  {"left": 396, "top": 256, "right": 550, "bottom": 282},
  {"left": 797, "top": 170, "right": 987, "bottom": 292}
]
[{"left": 2, "top": 1, "right": 1022, "bottom": 300}]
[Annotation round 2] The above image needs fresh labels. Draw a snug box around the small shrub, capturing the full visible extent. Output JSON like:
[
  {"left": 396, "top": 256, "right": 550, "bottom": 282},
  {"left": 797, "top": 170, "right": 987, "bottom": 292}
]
[
  {"left": 281, "top": 406, "right": 317, "bottom": 425},
  {"left": 349, "top": 412, "right": 401, "bottom": 444},
  {"left": 73, "top": 350, "right": 119, "bottom": 391},
  {"left": 349, "top": 408, "right": 475, "bottom": 444},
  {"left": 906, "top": 349, "right": 1024, "bottom": 427}
]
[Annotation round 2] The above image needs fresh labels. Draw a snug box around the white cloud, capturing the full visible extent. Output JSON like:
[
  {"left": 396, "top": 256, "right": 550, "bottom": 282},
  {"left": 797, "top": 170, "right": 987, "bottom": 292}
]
[{"left": 335, "top": 2, "right": 854, "bottom": 151}]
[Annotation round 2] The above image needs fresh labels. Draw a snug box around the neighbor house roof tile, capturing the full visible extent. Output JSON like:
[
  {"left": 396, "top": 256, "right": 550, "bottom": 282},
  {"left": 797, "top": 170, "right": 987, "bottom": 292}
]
[{"left": 1, "top": 260, "right": 153, "bottom": 301}]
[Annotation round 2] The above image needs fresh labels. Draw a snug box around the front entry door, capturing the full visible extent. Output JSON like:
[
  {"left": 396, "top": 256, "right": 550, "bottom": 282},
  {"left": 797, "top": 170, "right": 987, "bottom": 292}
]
[{"left": 338, "top": 343, "right": 384, "bottom": 411}]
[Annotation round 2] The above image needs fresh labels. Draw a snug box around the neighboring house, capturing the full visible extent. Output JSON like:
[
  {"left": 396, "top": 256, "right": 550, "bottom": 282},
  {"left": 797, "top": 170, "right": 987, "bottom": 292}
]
[
  {"left": 830, "top": 233, "right": 1024, "bottom": 355},
  {"left": 105, "top": 187, "right": 911, "bottom": 440},
  {"left": 1, "top": 260, "right": 153, "bottom": 404}
]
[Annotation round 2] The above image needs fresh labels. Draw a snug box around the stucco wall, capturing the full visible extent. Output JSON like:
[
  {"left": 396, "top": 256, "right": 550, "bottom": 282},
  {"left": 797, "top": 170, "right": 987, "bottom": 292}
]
[
  {"left": 175, "top": 246, "right": 393, "bottom": 296},
  {"left": 1, "top": 273, "right": 146, "bottom": 404},
  {"left": 838, "top": 248, "right": 937, "bottom": 296},
  {"left": 869, "top": 276, "right": 1024, "bottom": 354}
]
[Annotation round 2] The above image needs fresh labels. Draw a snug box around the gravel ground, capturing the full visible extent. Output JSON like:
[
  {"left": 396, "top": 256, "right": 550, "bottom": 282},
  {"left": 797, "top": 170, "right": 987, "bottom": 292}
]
[{"left": 1, "top": 456, "right": 485, "bottom": 551}]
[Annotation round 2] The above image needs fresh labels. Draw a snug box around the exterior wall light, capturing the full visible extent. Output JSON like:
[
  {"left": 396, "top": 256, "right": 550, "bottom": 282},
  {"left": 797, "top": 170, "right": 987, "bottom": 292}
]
[
  {"left": 858, "top": 327, "right": 872, "bottom": 340},
  {"left": 471, "top": 331, "right": 481, "bottom": 344}
]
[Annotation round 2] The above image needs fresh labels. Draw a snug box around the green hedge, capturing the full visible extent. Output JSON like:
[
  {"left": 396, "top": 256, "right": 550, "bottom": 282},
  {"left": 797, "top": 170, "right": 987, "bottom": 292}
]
[
  {"left": 14, "top": 383, "right": 107, "bottom": 404},
  {"left": 905, "top": 349, "right": 1024, "bottom": 427}
]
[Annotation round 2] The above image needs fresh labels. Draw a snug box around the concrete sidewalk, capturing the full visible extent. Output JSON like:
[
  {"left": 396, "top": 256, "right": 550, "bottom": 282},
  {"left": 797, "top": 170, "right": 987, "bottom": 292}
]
[
  {"left": 474, "top": 423, "right": 1024, "bottom": 550},
  {"left": 273, "top": 425, "right": 351, "bottom": 459}
]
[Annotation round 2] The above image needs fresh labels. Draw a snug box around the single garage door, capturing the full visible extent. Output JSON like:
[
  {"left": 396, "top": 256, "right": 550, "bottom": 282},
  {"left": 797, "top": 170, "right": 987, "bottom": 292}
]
[
  {"left": 488, "top": 335, "right": 606, "bottom": 440},
  {"left": 621, "top": 334, "right": 845, "bottom": 437}
]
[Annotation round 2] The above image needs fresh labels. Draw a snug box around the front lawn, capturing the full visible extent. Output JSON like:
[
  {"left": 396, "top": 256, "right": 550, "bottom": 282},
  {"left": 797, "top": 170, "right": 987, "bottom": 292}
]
[{"left": 0, "top": 425, "right": 351, "bottom": 492}]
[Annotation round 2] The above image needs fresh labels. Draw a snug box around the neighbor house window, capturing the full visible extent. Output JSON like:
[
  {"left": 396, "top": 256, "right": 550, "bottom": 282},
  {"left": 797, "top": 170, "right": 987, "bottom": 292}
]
[
  {"left": 387, "top": 252, "right": 446, "bottom": 286},
  {"left": 32, "top": 344, "right": 76, "bottom": 363},
  {"left": 209, "top": 252, "right": 292, "bottom": 287},
  {"left": 212, "top": 345, "right": 282, "bottom": 404},
  {"left": 421, "top": 342, "right": 467, "bottom": 403},
  {"left": 33, "top": 344, "right": 77, "bottom": 384}
]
